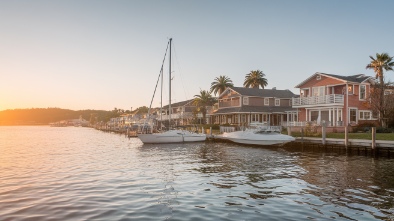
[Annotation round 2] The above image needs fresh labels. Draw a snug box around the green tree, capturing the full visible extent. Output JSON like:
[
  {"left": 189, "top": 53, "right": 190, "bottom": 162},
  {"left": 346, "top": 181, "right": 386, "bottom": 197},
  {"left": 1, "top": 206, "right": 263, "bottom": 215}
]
[
  {"left": 366, "top": 53, "right": 394, "bottom": 126},
  {"left": 210, "top": 75, "right": 234, "bottom": 96},
  {"left": 243, "top": 70, "right": 268, "bottom": 89},
  {"left": 193, "top": 90, "right": 216, "bottom": 124},
  {"left": 134, "top": 106, "right": 149, "bottom": 114}
]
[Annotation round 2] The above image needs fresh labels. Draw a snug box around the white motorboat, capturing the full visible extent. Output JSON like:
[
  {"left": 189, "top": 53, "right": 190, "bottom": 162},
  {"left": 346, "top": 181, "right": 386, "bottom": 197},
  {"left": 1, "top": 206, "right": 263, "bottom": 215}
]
[
  {"left": 222, "top": 125, "right": 295, "bottom": 146},
  {"left": 137, "top": 38, "right": 206, "bottom": 144}
]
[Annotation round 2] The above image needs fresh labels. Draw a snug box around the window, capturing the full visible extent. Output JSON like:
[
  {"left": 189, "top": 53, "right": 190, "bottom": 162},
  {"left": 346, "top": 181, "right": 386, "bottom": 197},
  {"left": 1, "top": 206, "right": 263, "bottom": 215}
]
[
  {"left": 262, "top": 114, "right": 267, "bottom": 122},
  {"left": 301, "top": 89, "right": 309, "bottom": 97},
  {"left": 348, "top": 85, "right": 354, "bottom": 94},
  {"left": 312, "top": 86, "right": 325, "bottom": 96},
  {"left": 275, "top": 99, "right": 280, "bottom": 106},
  {"left": 316, "top": 75, "right": 321, "bottom": 80},
  {"left": 372, "top": 111, "right": 379, "bottom": 119},
  {"left": 243, "top": 97, "right": 249, "bottom": 105},
  {"left": 241, "top": 114, "right": 246, "bottom": 123},
  {"left": 264, "top": 98, "right": 269, "bottom": 106},
  {"left": 349, "top": 108, "right": 357, "bottom": 123},
  {"left": 359, "top": 85, "right": 366, "bottom": 100},
  {"left": 359, "top": 111, "right": 371, "bottom": 120}
]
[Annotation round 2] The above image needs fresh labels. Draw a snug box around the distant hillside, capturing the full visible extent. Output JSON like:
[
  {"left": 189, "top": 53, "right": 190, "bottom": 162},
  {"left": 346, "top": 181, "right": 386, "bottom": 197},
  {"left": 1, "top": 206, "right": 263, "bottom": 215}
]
[{"left": 0, "top": 108, "right": 121, "bottom": 125}]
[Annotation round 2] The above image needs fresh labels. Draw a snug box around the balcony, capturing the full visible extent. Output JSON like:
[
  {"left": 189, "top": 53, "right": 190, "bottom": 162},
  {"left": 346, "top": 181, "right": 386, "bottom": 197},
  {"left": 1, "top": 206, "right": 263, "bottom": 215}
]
[
  {"left": 218, "top": 100, "right": 240, "bottom": 108},
  {"left": 292, "top": 94, "right": 344, "bottom": 107}
]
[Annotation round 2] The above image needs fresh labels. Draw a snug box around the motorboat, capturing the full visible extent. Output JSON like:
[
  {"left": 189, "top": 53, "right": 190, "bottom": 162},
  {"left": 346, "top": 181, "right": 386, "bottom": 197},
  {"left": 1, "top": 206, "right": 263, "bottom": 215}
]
[{"left": 221, "top": 124, "right": 295, "bottom": 146}]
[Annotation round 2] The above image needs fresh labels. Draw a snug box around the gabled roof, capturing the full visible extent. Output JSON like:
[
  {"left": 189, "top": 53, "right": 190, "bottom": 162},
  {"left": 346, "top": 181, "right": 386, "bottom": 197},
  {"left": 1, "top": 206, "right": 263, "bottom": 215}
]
[
  {"left": 295, "top": 72, "right": 374, "bottom": 88},
  {"left": 222, "top": 87, "right": 296, "bottom": 98},
  {"left": 323, "top": 73, "right": 372, "bottom": 83},
  {"left": 162, "top": 99, "right": 194, "bottom": 108}
]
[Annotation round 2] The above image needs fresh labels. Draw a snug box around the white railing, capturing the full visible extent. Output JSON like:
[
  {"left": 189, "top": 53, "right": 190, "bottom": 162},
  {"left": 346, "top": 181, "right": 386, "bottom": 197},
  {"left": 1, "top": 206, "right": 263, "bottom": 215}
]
[
  {"left": 292, "top": 94, "right": 344, "bottom": 106},
  {"left": 282, "top": 121, "right": 307, "bottom": 127},
  {"left": 158, "top": 113, "right": 193, "bottom": 121},
  {"left": 283, "top": 121, "right": 344, "bottom": 127},
  {"left": 220, "top": 126, "right": 236, "bottom": 133}
]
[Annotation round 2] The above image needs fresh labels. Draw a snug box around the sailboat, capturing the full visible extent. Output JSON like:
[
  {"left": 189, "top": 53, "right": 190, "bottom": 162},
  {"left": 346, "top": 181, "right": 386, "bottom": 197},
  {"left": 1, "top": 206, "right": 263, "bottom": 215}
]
[{"left": 137, "top": 38, "right": 206, "bottom": 144}]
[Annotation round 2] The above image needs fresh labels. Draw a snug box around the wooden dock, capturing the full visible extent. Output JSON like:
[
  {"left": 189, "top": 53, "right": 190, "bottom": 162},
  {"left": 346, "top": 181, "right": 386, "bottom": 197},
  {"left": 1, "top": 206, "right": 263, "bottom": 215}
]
[{"left": 208, "top": 134, "right": 394, "bottom": 157}]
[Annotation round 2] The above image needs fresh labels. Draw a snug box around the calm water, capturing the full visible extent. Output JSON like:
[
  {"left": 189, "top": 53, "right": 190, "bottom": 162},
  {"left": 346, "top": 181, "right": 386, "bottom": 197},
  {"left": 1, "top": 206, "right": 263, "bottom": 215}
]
[{"left": 1, "top": 126, "right": 393, "bottom": 221}]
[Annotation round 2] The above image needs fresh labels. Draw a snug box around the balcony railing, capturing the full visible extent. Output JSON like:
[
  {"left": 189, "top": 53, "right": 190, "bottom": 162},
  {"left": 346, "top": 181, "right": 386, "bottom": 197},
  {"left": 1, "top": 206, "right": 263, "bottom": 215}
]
[
  {"left": 292, "top": 94, "right": 344, "bottom": 107},
  {"left": 158, "top": 112, "right": 196, "bottom": 121}
]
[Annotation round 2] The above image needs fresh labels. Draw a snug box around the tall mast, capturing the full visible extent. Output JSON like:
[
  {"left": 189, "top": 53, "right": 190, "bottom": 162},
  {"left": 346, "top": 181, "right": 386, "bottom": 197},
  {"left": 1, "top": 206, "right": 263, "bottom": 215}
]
[
  {"left": 160, "top": 68, "right": 163, "bottom": 125},
  {"left": 168, "top": 38, "right": 172, "bottom": 128}
]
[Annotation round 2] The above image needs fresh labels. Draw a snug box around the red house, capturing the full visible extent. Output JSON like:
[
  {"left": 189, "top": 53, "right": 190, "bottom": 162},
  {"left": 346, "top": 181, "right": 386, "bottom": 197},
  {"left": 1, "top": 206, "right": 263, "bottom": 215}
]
[{"left": 290, "top": 72, "right": 378, "bottom": 132}]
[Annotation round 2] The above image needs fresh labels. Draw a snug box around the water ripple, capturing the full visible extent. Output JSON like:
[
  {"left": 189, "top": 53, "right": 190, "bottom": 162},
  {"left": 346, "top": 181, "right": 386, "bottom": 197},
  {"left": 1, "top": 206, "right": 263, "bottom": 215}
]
[{"left": 1, "top": 126, "right": 394, "bottom": 220}]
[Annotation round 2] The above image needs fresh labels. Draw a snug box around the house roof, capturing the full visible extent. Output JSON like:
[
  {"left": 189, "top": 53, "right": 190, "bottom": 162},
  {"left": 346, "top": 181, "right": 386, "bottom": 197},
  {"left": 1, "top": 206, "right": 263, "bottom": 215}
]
[
  {"left": 295, "top": 72, "right": 374, "bottom": 88},
  {"left": 323, "top": 73, "right": 372, "bottom": 83},
  {"left": 224, "top": 87, "right": 296, "bottom": 98},
  {"left": 212, "top": 106, "right": 297, "bottom": 114},
  {"left": 162, "top": 99, "right": 194, "bottom": 108}
]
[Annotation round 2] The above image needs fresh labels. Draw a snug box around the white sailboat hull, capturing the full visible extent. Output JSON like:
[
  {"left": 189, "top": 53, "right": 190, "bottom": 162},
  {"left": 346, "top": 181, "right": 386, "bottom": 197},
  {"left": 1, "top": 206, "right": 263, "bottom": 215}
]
[
  {"left": 138, "top": 130, "right": 206, "bottom": 144},
  {"left": 222, "top": 131, "right": 295, "bottom": 146}
]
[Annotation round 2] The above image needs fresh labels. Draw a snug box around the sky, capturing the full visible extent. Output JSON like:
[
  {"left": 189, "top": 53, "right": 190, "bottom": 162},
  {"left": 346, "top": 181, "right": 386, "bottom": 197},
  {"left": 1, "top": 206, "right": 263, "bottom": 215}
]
[{"left": 1, "top": 0, "right": 393, "bottom": 111}]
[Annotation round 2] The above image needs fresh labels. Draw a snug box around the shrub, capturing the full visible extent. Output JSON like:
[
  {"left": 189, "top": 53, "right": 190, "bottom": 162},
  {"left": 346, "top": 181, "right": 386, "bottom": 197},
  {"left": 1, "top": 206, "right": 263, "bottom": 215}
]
[
  {"left": 376, "top": 127, "right": 393, "bottom": 133},
  {"left": 354, "top": 122, "right": 376, "bottom": 133}
]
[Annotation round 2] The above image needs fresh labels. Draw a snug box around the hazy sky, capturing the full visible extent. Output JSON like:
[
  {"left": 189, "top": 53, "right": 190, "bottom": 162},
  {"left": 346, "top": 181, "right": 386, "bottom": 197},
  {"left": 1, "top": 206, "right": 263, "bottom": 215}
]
[{"left": 1, "top": 0, "right": 393, "bottom": 111}]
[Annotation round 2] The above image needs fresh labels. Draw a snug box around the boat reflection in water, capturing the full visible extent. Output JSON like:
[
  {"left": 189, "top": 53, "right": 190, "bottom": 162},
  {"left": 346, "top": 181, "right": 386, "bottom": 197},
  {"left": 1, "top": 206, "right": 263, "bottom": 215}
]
[{"left": 221, "top": 123, "right": 295, "bottom": 145}]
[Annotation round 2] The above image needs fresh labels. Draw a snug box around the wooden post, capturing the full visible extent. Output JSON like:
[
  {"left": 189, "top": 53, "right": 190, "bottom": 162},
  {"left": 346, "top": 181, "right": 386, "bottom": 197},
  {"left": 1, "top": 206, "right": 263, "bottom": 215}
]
[
  {"left": 345, "top": 126, "right": 349, "bottom": 148},
  {"left": 210, "top": 127, "right": 212, "bottom": 136},
  {"left": 287, "top": 126, "right": 291, "bottom": 136},
  {"left": 301, "top": 128, "right": 304, "bottom": 143},
  {"left": 202, "top": 127, "right": 204, "bottom": 134},
  {"left": 371, "top": 127, "right": 376, "bottom": 150},
  {"left": 322, "top": 122, "right": 326, "bottom": 145}
]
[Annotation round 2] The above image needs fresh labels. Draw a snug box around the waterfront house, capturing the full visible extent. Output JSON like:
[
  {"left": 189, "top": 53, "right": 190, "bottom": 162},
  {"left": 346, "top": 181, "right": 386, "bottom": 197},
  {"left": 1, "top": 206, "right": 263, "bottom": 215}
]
[
  {"left": 290, "top": 72, "right": 378, "bottom": 131},
  {"left": 158, "top": 99, "right": 202, "bottom": 126},
  {"left": 208, "top": 87, "right": 298, "bottom": 126}
]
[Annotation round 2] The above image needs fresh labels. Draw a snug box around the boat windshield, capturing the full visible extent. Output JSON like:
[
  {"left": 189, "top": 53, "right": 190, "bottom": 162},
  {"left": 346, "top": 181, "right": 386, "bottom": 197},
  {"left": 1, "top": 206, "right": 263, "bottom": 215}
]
[{"left": 254, "top": 130, "right": 279, "bottom": 134}]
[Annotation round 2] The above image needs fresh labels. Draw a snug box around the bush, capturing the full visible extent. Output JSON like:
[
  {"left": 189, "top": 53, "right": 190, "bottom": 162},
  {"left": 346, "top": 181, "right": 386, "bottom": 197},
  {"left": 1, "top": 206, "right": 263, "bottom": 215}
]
[
  {"left": 353, "top": 122, "right": 376, "bottom": 133},
  {"left": 376, "top": 127, "right": 394, "bottom": 133}
]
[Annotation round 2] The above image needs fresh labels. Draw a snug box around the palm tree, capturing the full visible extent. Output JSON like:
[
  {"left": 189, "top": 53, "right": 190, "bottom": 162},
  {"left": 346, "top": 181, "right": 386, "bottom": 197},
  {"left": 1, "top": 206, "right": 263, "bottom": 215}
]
[
  {"left": 366, "top": 53, "right": 394, "bottom": 126},
  {"left": 243, "top": 70, "right": 268, "bottom": 89},
  {"left": 210, "top": 75, "right": 234, "bottom": 96},
  {"left": 366, "top": 53, "right": 394, "bottom": 86},
  {"left": 193, "top": 90, "right": 216, "bottom": 124}
]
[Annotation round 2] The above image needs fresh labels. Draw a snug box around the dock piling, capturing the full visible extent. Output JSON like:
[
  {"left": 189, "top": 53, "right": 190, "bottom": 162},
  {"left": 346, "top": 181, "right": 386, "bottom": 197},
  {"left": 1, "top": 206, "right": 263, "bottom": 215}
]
[
  {"left": 372, "top": 127, "right": 376, "bottom": 150},
  {"left": 322, "top": 122, "right": 326, "bottom": 145},
  {"left": 345, "top": 126, "right": 349, "bottom": 148}
]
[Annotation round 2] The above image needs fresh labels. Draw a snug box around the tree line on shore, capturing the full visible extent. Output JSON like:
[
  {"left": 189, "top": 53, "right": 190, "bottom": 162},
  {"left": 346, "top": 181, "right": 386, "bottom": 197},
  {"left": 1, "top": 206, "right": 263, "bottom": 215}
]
[{"left": 0, "top": 108, "right": 121, "bottom": 125}]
